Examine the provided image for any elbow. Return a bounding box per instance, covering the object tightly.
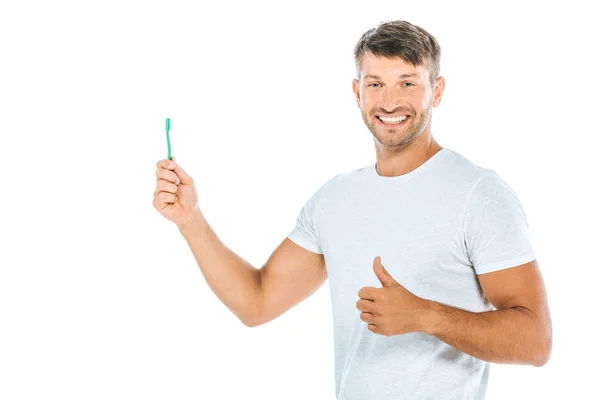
[241,275,265,328]
[533,353,550,367]
[532,337,553,367]
[241,317,262,328]
[529,309,553,367]
[534,347,552,367]
[242,278,265,328]
[240,309,264,328]
[537,321,553,366]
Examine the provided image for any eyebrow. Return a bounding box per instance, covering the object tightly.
[363,73,419,80]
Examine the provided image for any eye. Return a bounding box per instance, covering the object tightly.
[403,82,416,87]
[367,82,381,88]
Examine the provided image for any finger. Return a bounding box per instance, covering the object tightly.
[171,156,193,184]
[360,312,375,324]
[156,168,180,185]
[157,191,177,204]
[156,159,176,170]
[367,324,380,334]
[357,286,378,301]
[356,299,377,313]
[155,180,178,195]
[153,192,177,210]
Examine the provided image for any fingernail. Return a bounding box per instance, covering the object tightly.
[169,162,174,168]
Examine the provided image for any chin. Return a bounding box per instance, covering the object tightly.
[375,128,420,148]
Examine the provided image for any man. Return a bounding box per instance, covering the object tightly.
[153,20,552,400]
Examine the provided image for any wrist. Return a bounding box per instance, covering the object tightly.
[420,299,443,335]
[176,208,205,231]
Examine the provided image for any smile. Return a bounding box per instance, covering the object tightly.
[376,115,410,126]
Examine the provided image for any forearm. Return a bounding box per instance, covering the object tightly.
[177,209,261,326]
[423,301,550,366]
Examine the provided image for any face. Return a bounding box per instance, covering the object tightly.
[352,52,444,149]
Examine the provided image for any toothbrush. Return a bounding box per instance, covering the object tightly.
[165,118,172,161]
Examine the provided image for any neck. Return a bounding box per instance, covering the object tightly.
[374,134,443,178]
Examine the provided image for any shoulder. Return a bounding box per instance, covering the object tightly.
[317,148,512,197]
[440,148,520,198]
[442,148,493,183]
[317,163,372,194]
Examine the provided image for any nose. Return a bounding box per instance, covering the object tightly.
[380,86,401,113]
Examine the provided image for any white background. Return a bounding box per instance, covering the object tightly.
[1,0,598,399]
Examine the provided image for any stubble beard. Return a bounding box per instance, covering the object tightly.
[362,105,432,149]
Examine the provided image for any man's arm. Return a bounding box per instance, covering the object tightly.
[177,209,262,326]
[423,260,552,366]
[253,237,327,326]
[178,210,327,327]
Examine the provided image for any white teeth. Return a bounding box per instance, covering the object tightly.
[379,115,408,124]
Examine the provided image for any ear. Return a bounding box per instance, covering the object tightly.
[352,78,361,108]
[432,76,445,107]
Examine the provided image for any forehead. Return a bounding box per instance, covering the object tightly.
[360,52,429,80]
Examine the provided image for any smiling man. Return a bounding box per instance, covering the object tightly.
[287,20,552,399]
[154,19,552,400]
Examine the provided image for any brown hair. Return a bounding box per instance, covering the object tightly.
[353,20,441,88]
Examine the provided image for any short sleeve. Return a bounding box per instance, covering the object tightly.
[462,171,536,274]
[287,184,327,255]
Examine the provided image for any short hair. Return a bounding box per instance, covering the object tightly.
[353,20,441,88]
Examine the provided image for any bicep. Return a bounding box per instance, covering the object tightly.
[254,237,327,326]
[477,260,550,316]
[477,260,553,356]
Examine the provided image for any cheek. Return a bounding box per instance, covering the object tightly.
[416,91,432,107]
[362,94,379,111]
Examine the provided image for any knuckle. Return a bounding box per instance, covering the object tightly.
[158,180,175,193]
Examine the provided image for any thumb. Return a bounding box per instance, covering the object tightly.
[171,156,194,184]
[373,256,399,287]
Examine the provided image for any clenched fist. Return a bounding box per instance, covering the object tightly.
[153,156,201,227]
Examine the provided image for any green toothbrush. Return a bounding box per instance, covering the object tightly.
[165,118,172,161]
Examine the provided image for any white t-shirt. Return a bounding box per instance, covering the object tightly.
[287,147,536,400]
